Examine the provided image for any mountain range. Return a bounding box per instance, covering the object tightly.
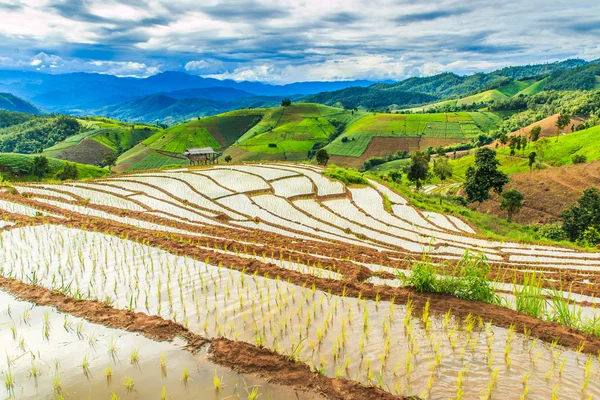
[0,70,377,114]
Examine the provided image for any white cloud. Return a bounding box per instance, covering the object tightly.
[0,0,599,81]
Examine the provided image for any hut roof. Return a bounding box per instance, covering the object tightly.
[183,147,216,155]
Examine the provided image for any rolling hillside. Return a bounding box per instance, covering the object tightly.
[97,93,286,124]
[0,93,41,114]
[0,152,108,182]
[304,59,599,111]
[323,111,502,168]
[114,108,267,172]
[42,118,159,165]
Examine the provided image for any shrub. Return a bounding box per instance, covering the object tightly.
[341,137,349,143]
[571,154,587,164]
[409,262,437,293]
[578,226,600,247]
[54,163,79,181]
[537,223,567,241]
[268,143,277,148]
[323,167,368,185]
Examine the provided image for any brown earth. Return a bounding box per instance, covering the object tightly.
[474,159,600,224]
[331,137,466,169]
[0,275,405,400]
[56,137,114,165]
[509,114,586,139]
[3,206,600,357]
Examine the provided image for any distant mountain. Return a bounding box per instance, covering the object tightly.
[97,93,287,124]
[164,87,255,101]
[0,69,377,114]
[302,58,600,109]
[0,93,41,114]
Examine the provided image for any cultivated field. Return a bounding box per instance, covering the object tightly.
[2,163,600,398]
[325,112,497,159]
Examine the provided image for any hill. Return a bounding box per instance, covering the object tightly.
[0,69,376,114]
[303,59,600,111]
[0,152,109,182]
[0,93,41,114]
[97,93,286,124]
[42,118,159,166]
[115,108,267,172]
[0,115,81,153]
[475,159,600,224]
[323,111,502,168]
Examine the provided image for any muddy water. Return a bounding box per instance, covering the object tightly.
[0,291,320,400]
[2,225,600,398]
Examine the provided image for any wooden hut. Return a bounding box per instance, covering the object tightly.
[183,147,219,165]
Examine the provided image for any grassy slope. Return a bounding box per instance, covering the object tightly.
[324,112,493,157]
[43,118,158,162]
[0,153,109,182]
[364,171,581,248]
[117,108,268,172]
[450,124,600,180]
[235,104,358,154]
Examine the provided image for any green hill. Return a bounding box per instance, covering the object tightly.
[0,153,109,182]
[43,118,159,166]
[0,93,41,114]
[115,108,267,171]
[448,124,600,181]
[323,111,501,159]
[0,115,81,154]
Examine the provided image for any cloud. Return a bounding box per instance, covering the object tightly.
[393,7,471,24]
[0,0,599,82]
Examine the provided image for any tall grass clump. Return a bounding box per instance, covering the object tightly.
[514,272,546,318]
[405,253,496,303]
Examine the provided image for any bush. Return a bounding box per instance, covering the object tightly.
[537,222,567,241]
[323,167,368,185]
[341,137,349,143]
[54,163,79,181]
[268,143,277,148]
[406,253,496,303]
[571,154,587,164]
[578,226,600,247]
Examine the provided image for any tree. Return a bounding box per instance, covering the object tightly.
[561,188,600,242]
[528,151,537,171]
[530,126,542,142]
[500,189,524,222]
[533,138,550,167]
[54,163,79,181]
[388,170,402,184]
[316,149,330,166]
[463,148,509,203]
[499,134,508,147]
[103,152,118,168]
[281,98,292,107]
[405,151,430,190]
[433,156,453,181]
[224,155,232,163]
[31,155,49,181]
[555,112,571,142]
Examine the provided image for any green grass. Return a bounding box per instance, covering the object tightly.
[234,103,360,156]
[0,153,109,182]
[129,152,189,171]
[516,78,547,96]
[457,89,508,106]
[366,158,410,172]
[496,80,536,97]
[449,153,532,181]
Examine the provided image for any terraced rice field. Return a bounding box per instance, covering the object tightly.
[325,112,495,158]
[2,163,600,399]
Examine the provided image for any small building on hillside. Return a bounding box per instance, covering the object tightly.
[183,147,220,165]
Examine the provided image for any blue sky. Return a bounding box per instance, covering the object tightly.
[0,0,599,83]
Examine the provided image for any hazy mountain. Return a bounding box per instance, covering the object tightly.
[0,70,377,113]
[0,92,41,114]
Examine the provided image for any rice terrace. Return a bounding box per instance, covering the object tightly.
[2,0,600,399]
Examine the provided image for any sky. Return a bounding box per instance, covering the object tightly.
[0,0,599,84]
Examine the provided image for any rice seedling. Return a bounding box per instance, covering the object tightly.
[213,370,224,391]
[124,376,135,393]
[130,348,140,365]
